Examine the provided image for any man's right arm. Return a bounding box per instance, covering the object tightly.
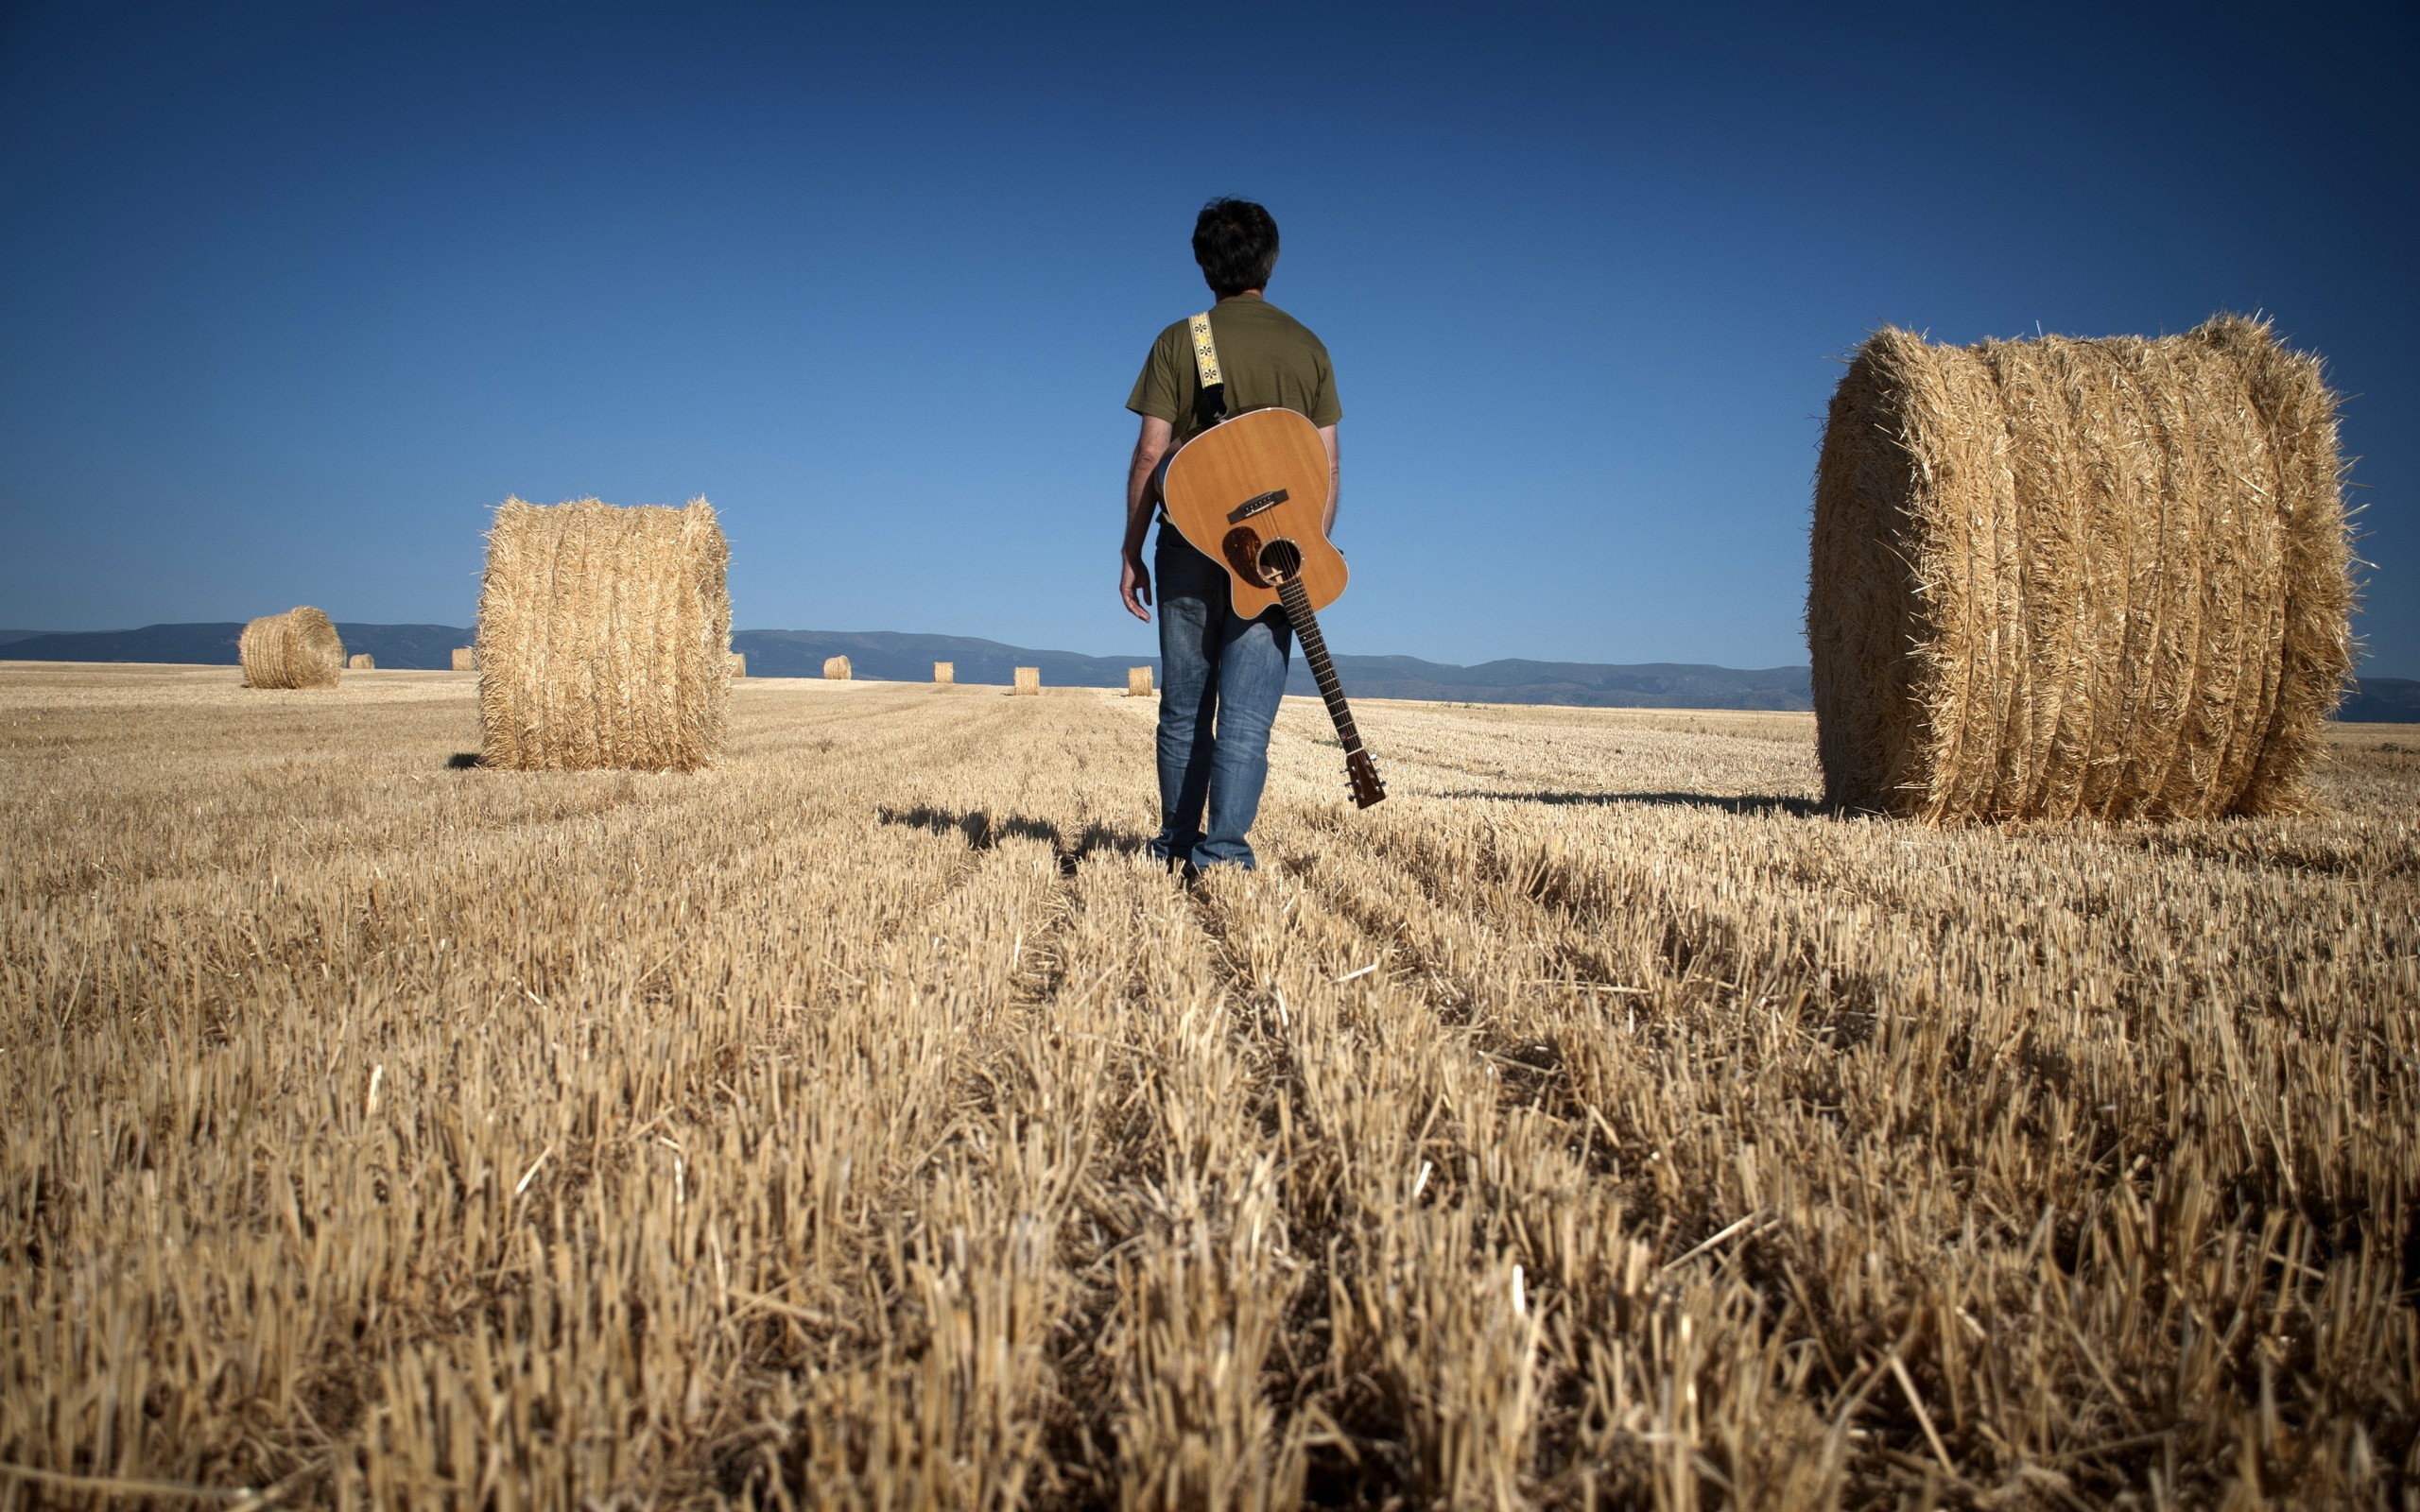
[1120,414,1174,623]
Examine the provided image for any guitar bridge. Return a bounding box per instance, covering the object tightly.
[1227,489,1288,524]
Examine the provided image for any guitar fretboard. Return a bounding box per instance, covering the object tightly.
[1275,575,1365,756]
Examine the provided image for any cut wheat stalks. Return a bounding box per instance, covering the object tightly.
[475,495,730,773]
[238,608,343,690]
[1808,315,2354,822]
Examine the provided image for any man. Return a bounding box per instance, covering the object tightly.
[1120,198,1341,873]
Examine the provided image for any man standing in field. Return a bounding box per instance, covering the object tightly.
[1120,198,1342,874]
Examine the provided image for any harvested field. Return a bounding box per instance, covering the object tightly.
[2,662,2414,1509]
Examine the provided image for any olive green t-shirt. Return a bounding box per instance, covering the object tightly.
[1125,292,1341,449]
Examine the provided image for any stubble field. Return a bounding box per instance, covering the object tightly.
[3,662,2415,1510]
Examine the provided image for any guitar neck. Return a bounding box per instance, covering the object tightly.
[1274,576,1366,755]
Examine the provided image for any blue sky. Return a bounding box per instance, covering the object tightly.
[3,1,2412,674]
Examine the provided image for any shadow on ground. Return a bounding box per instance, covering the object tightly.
[877,805,1151,873]
[1441,789,1832,817]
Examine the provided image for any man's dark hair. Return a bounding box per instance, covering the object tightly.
[1192,198,1279,299]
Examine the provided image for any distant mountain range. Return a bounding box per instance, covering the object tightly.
[0,623,473,669]
[8,623,2417,721]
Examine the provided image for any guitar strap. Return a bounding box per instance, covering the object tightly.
[1187,311,1229,430]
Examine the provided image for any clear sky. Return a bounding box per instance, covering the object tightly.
[3,1,2412,674]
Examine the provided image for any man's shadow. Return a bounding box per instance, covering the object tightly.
[1442,789,1833,818]
[876,806,1151,873]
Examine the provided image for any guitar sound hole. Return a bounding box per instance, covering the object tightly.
[1257,538,1303,584]
[1221,527,1269,588]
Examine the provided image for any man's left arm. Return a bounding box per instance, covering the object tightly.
[1121,415,1174,622]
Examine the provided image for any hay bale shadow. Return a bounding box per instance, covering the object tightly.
[446,752,485,770]
[1444,789,1833,818]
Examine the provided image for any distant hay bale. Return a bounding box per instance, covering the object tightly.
[452,647,477,672]
[475,496,730,773]
[729,651,747,678]
[933,662,954,684]
[823,656,852,680]
[1128,666,1153,696]
[1014,666,1040,696]
[348,653,375,671]
[1808,315,2354,822]
[239,607,344,690]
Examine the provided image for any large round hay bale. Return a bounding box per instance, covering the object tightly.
[239,607,344,689]
[823,656,852,680]
[1013,666,1041,696]
[475,496,730,773]
[1808,316,2353,822]
[1128,666,1153,696]
[729,651,747,678]
[933,662,954,684]
[452,647,477,672]
[348,653,374,670]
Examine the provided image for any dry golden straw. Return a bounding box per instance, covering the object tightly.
[474,496,730,773]
[1014,666,1040,696]
[933,662,954,685]
[1808,315,2354,822]
[347,653,374,671]
[728,651,747,679]
[452,647,477,672]
[824,656,852,680]
[237,607,343,690]
[5,668,2411,1508]
[1128,666,1153,697]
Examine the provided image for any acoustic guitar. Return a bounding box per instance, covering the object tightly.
[1161,405,1387,809]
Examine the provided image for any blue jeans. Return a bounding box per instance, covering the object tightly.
[1152,524,1293,870]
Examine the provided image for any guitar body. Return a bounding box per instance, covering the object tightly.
[1162,407,1347,620]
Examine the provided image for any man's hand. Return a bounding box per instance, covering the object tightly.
[1120,551,1153,623]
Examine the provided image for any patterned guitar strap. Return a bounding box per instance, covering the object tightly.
[1188,310,1228,431]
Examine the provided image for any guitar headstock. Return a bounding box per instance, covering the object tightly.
[1346,749,1387,809]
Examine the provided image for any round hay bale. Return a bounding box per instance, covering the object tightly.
[239,607,344,690]
[729,651,747,678]
[1808,315,2353,822]
[933,662,954,684]
[1013,666,1041,696]
[452,647,478,672]
[823,656,852,680]
[1128,665,1153,696]
[475,496,730,773]
[348,653,375,670]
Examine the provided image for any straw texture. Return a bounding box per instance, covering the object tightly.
[1014,667,1040,696]
[933,662,954,685]
[348,653,375,671]
[1128,666,1153,697]
[238,607,344,690]
[475,496,731,773]
[1808,316,2354,822]
[823,656,852,681]
[452,648,477,672]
